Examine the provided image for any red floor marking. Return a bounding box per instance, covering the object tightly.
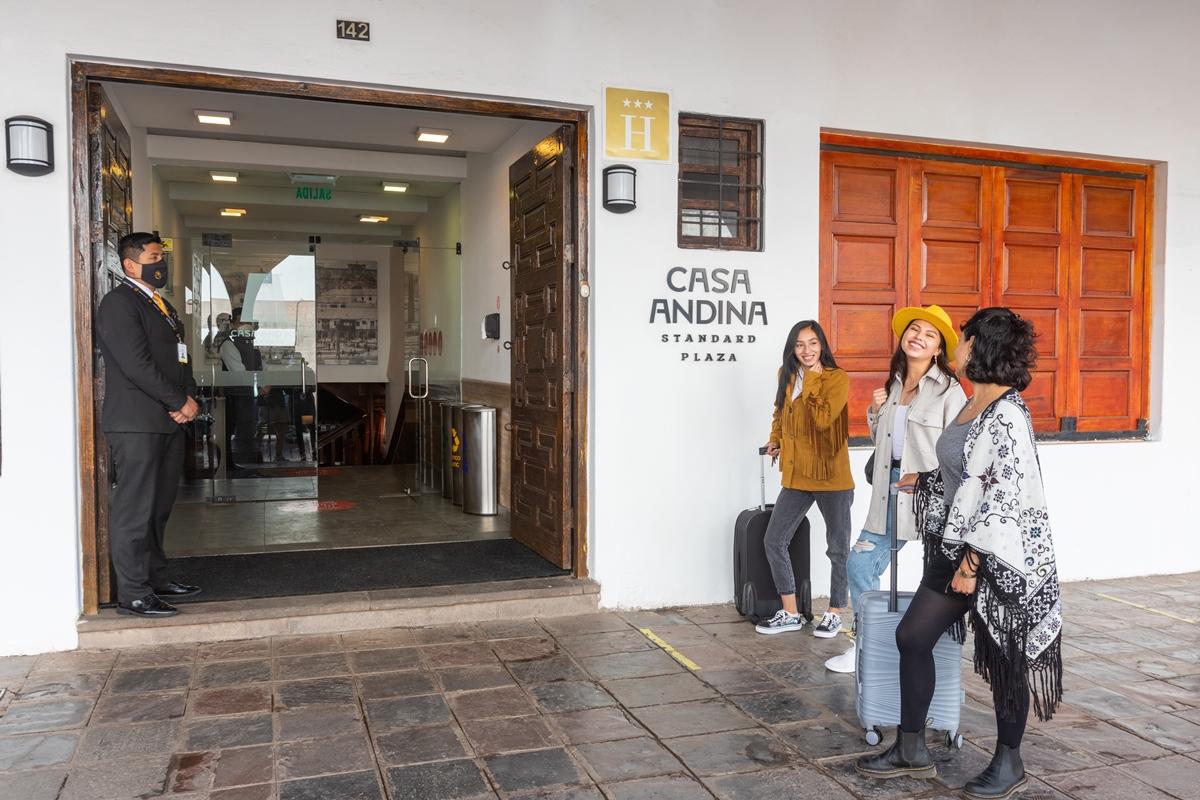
[275,499,357,514]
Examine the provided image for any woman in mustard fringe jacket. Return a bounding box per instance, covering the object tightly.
[759,320,854,638]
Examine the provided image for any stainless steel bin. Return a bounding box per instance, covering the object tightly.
[442,401,467,500]
[461,405,498,516]
[429,400,446,494]
[450,403,469,506]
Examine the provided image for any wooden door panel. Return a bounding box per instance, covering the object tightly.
[1069,175,1144,431]
[908,161,990,314]
[821,152,908,437]
[88,83,133,605]
[509,126,574,568]
[832,164,900,223]
[992,169,1069,431]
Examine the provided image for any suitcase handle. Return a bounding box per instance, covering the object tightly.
[757,446,771,510]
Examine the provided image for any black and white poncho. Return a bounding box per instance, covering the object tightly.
[915,390,1064,722]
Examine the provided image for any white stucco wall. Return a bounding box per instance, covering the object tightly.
[1,0,1197,655]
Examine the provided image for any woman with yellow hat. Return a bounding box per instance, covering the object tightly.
[824,305,966,673]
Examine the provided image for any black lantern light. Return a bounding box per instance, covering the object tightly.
[602,163,636,213]
[5,116,54,176]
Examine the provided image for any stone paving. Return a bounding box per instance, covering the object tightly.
[0,572,1198,799]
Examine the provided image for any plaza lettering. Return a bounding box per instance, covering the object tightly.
[649,267,767,364]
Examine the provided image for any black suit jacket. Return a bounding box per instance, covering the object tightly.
[96,282,197,434]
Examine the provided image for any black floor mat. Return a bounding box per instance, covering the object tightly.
[165,539,569,602]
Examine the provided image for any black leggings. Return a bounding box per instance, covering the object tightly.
[896,585,1029,748]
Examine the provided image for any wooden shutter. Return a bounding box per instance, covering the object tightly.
[820,138,1151,438]
[906,160,992,387]
[819,152,907,437]
[993,169,1071,431]
[1067,175,1145,432]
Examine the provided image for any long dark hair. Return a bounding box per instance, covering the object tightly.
[883,320,958,398]
[775,320,838,410]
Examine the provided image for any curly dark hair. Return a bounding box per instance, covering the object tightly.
[961,307,1037,390]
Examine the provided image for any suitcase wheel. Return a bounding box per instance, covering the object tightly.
[864,727,883,746]
[947,731,963,750]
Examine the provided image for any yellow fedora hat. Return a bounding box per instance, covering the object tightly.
[892,304,959,360]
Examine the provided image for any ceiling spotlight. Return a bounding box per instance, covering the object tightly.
[220,208,246,217]
[416,128,451,144]
[194,110,233,126]
[210,171,239,183]
[359,214,389,223]
[382,182,409,193]
[289,172,337,186]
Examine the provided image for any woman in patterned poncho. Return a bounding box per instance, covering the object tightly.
[856,308,1063,800]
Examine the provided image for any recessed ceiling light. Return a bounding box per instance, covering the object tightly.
[220,208,246,217]
[382,182,409,193]
[416,128,451,144]
[359,214,389,223]
[289,172,337,186]
[210,171,239,183]
[195,110,233,126]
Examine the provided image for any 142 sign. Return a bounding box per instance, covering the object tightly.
[336,20,370,41]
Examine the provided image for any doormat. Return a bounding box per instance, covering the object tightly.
[165,539,569,602]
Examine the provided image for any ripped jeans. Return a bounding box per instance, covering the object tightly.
[847,466,907,623]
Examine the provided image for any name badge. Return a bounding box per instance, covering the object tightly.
[177,343,189,364]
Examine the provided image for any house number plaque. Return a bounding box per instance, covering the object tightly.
[336,20,371,41]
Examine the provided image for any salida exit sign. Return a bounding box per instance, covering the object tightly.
[295,186,333,201]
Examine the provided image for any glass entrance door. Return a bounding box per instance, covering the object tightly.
[188,237,318,503]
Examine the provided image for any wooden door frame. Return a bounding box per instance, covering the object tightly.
[69,60,592,615]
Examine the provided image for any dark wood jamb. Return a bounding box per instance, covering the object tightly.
[69,60,592,613]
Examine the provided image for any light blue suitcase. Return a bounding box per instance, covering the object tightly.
[854,491,964,748]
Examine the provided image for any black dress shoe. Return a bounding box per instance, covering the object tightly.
[855,728,937,779]
[117,594,179,618]
[154,582,202,598]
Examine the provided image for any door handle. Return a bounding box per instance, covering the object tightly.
[407,357,429,399]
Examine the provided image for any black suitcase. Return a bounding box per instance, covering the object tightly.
[733,447,812,623]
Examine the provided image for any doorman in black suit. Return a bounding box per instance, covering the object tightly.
[96,232,203,617]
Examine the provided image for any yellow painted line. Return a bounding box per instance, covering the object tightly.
[1097,593,1197,624]
[639,628,701,671]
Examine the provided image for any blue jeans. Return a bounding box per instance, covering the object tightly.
[847,466,907,619]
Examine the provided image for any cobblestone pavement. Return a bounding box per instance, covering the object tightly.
[1,573,1197,799]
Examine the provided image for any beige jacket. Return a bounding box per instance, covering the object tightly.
[863,364,966,541]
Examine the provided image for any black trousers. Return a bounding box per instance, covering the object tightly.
[896,585,1030,747]
[108,430,184,604]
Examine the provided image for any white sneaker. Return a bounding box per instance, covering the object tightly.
[825,643,856,673]
[812,611,843,638]
[755,609,805,635]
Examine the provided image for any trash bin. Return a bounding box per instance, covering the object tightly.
[451,400,468,506]
[461,405,498,516]
[420,399,433,486]
[429,400,445,494]
[442,401,467,500]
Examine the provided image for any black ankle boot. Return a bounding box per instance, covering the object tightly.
[964,743,1026,799]
[855,728,937,779]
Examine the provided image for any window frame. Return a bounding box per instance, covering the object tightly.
[677,113,764,251]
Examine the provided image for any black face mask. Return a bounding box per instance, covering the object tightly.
[138,257,168,289]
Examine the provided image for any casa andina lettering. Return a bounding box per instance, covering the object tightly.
[649,267,765,363]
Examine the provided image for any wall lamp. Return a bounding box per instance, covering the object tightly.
[602,164,636,213]
[5,116,54,176]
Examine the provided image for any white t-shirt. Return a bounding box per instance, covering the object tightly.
[791,372,804,401]
[892,404,909,461]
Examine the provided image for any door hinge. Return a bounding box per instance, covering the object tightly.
[455,242,462,255]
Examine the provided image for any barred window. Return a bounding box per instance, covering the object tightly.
[678,114,763,250]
